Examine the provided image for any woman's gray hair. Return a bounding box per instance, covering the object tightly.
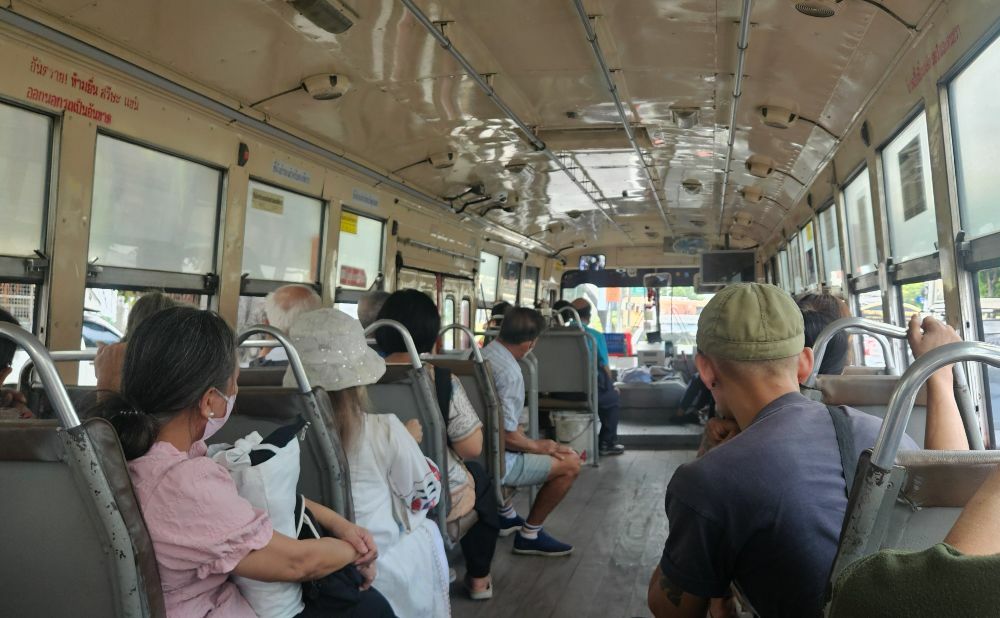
[125,292,181,340]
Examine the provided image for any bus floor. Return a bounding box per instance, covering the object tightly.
[449,449,695,618]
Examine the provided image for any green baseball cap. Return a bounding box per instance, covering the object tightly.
[696,283,804,361]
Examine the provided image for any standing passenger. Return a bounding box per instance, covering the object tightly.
[481,307,581,556]
[288,308,451,617]
[570,298,625,456]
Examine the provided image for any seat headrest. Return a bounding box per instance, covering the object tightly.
[816,374,928,407]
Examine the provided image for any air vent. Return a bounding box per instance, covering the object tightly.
[793,0,841,18]
[681,178,703,194]
[741,185,764,204]
[671,107,700,129]
[745,155,776,178]
[759,105,798,129]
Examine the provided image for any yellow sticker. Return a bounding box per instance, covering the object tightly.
[251,188,284,214]
[805,223,814,242]
[340,212,358,234]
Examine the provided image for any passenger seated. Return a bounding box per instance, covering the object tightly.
[287,308,451,617]
[254,284,322,367]
[488,301,512,330]
[357,290,390,329]
[829,466,1000,616]
[125,291,180,341]
[647,283,918,618]
[0,308,31,419]
[95,291,182,394]
[375,289,500,600]
[94,306,393,617]
[481,307,581,557]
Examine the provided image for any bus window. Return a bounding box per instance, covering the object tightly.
[897,278,944,363]
[243,181,323,284]
[0,102,51,384]
[974,267,1000,445]
[335,211,384,292]
[522,266,540,307]
[90,135,220,273]
[856,288,886,368]
[789,234,804,293]
[500,260,522,304]
[843,169,877,276]
[950,34,1000,240]
[476,253,501,332]
[801,221,819,289]
[460,297,471,347]
[442,295,456,351]
[778,249,790,291]
[818,204,844,288]
[883,113,937,263]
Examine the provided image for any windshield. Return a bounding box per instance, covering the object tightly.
[562,284,714,355]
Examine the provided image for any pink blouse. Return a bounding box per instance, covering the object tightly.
[128,440,273,618]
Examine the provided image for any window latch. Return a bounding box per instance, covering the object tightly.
[23,253,49,275]
[203,273,219,293]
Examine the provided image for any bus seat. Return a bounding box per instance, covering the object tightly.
[0,418,165,617]
[25,385,99,420]
[841,365,887,376]
[207,386,354,520]
[421,356,506,505]
[237,366,287,387]
[364,364,452,544]
[814,374,928,446]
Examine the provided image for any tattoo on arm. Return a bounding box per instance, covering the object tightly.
[659,572,685,607]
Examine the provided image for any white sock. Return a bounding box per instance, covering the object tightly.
[499,503,517,519]
[520,522,541,540]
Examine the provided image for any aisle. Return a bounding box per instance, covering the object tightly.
[450,450,695,618]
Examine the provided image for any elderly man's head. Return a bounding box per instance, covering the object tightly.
[497,307,547,359]
[694,283,813,418]
[570,298,593,324]
[357,290,390,329]
[264,284,322,332]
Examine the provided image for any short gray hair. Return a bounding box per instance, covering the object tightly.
[357,290,390,328]
[264,284,322,332]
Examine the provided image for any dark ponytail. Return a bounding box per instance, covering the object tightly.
[93,307,237,460]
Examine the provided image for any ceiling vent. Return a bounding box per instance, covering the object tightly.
[288,0,354,34]
[759,105,799,129]
[671,107,700,129]
[505,160,529,174]
[792,0,842,18]
[745,155,776,178]
[741,185,764,204]
[681,178,703,194]
[302,74,351,100]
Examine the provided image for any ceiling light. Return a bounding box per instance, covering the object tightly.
[288,0,354,34]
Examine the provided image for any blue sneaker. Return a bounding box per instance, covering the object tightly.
[512,530,573,556]
[498,514,524,537]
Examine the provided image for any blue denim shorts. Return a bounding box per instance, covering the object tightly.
[503,452,553,487]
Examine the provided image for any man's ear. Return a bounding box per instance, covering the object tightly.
[797,347,815,383]
[695,353,716,389]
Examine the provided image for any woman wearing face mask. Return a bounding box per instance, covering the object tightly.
[96,307,394,617]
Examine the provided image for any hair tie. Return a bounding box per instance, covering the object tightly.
[114,408,142,419]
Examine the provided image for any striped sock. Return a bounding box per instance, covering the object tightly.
[519,522,541,540]
[499,503,517,519]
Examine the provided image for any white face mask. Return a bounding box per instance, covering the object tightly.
[202,388,236,441]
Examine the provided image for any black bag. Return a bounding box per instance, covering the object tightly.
[295,495,366,608]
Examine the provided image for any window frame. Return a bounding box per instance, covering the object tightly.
[840,164,878,278]
[522,265,540,307]
[240,178,327,297]
[478,252,501,306]
[87,130,226,295]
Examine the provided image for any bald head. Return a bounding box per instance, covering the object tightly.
[265,284,322,332]
[571,298,592,323]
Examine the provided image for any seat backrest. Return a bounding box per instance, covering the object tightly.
[237,366,287,387]
[841,365,887,376]
[0,418,165,617]
[815,374,928,446]
[27,385,99,420]
[530,329,594,395]
[208,386,353,519]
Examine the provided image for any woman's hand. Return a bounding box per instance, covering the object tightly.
[404,418,423,444]
[94,342,127,392]
[358,562,377,591]
[339,522,378,566]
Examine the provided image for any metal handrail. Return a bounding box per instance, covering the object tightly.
[365,319,422,369]
[872,341,997,469]
[0,323,81,429]
[807,317,903,386]
[556,306,585,331]
[437,324,484,363]
[238,325,312,395]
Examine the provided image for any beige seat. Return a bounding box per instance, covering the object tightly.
[0,418,166,617]
[813,374,928,447]
[237,366,287,387]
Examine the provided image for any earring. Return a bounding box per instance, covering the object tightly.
[208,412,214,418]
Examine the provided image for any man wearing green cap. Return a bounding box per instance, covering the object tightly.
[647,283,917,618]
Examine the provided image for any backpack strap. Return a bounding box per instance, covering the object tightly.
[433,365,453,427]
[827,404,857,498]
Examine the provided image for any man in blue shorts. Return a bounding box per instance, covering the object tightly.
[481,307,582,557]
[647,283,917,618]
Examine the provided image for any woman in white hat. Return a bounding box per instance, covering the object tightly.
[286,308,450,618]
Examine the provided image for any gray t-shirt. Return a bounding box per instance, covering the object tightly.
[659,392,917,618]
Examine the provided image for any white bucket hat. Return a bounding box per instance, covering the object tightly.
[284,308,385,391]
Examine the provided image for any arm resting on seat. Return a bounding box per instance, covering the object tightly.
[234,531,358,582]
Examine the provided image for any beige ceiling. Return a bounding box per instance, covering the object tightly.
[21,0,938,251]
